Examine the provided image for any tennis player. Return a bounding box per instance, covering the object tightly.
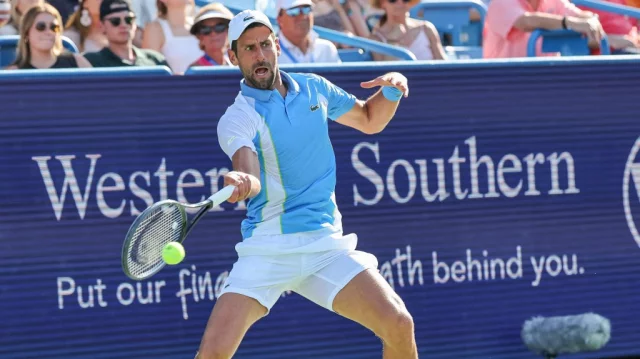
[196,9,417,359]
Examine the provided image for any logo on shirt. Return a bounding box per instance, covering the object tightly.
[310,104,320,111]
[227,136,237,146]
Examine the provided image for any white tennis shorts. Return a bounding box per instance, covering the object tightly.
[218,230,378,313]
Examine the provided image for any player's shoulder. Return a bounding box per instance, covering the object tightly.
[288,71,332,90]
[219,92,262,126]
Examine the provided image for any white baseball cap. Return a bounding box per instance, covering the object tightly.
[276,0,314,12]
[228,9,275,42]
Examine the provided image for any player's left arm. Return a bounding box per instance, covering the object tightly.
[335,72,409,134]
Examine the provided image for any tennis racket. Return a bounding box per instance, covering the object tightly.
[121,185,236,281]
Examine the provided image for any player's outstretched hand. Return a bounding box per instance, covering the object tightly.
[224,171,252,203]
[360,72,409,98]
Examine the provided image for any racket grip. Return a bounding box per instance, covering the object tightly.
[208,185,236,206]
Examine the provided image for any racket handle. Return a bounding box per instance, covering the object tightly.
[207,185,236,207]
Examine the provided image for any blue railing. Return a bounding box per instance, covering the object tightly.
[571,0,640,18]
[0,66,173,80]
[527,29,611,57]
[194,0,416,61]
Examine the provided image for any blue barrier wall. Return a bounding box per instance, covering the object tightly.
[2,58,640,359]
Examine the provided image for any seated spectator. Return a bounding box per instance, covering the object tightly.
[369,0,446,60]
[188,2,233,67]
[483,0,606,58]
[5,3,92,69]
[0,0,11,34]
[276,0,341,64]
[1,0,43,36]
[577,0,640,54]
[131,0,155,47]
[84,0,169,68]
[142,0,202,74]
[64,0,108,52]
[313,0,370,38]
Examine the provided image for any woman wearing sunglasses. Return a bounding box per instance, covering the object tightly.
[369,0,446,60]
[5,3,91,69]
[188,3,233,68]
[64,0,108,53]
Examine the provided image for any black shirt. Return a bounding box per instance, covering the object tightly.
[84,46,170,69]
[19,52,78,69]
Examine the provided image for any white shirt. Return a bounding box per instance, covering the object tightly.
[277,31,341,64]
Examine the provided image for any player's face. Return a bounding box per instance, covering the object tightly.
[230,25,280,90]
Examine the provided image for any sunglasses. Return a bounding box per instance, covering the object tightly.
[106,15,135,27]
[387,0,411,3]
[198,22,228,35]
[285,6,312,17]
[34,21,60,33]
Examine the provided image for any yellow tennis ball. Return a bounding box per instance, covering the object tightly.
[162,242,185,265]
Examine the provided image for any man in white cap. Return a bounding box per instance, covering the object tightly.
[195,9,417,359]
[276,0,341,64]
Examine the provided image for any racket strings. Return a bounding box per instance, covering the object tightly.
[126,204,184,279]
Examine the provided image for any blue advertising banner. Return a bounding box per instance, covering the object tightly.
[2,59,640,359]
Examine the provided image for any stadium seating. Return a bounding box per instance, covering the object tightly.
[337,48,373,62]
[527,29,611,56]
[0,35,78,68]
[365,0,487,59]
[409,0,487,47]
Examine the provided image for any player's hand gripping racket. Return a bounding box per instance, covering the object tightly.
[121,185,236,281]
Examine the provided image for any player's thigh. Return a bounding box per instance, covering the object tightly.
[332,268,411,337]
[197,292,267,357]
[293,249,378,312]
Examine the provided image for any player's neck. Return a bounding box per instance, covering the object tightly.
[274,72,287,98]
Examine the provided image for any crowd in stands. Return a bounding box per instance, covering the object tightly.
[0,0,639,72]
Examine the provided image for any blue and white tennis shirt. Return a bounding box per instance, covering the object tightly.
[217,71,357,239]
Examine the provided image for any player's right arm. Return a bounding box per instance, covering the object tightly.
[217,110,262,203]
[225,148,261,203]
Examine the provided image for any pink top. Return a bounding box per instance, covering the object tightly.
[483,0,582,58]
[579,0,637,36]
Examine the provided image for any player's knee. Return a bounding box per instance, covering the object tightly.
[378,300,415,345]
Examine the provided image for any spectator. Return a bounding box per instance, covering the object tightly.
[131,0,155,47]
[1,0,43,36]
[0,0,12,34]
[313,0,370,38]
[64,0,108,52]
[5,3,92,69]
[47,0,79,24]
[188,2,233,67]
[483,0,606,58]
[276,0,341,64]
[142,0,202,74]
[578,0,640,54]
[83,0,170,68]
[369,0,446,60]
